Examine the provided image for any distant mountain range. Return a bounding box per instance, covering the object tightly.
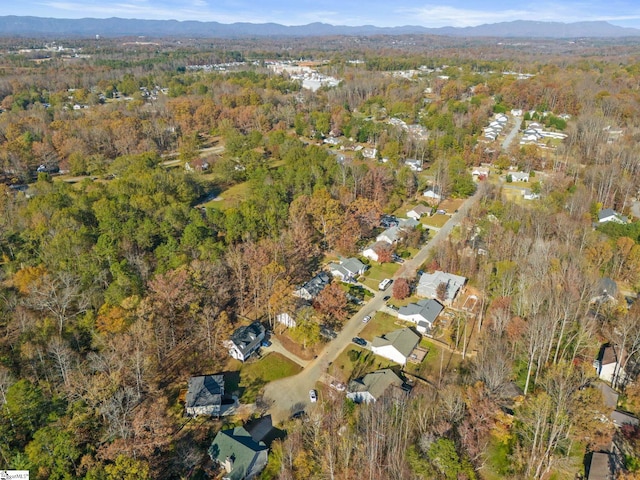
[0,16,639,38]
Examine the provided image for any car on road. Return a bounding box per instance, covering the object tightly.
[362,315,371,323]
[352,337,367,346]
[383,295,391,301]
[309,389,317,403]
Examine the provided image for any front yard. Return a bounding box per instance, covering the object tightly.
[329,345,397,382]
[228,353,303,403]
[361,262,401,290]
[422,214,449,228]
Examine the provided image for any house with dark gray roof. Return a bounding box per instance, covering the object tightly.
[328,257,367,282]
[417,270,467,306]
[293,272,330,300]
[598,208,627,224]
[209,426,268,480]
[226,322,265,362]
[371,328,421,366]
[347,369,404,404]
[185,374,224,417]
[397,299,444,334]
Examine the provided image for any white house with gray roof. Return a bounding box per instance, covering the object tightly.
[371,328,421,366]
[346,369,404,404]
[225,322,265,362]
[293,272,330,300]
[417,271,467,306]
[328,257,367,282]
[598,208,627,224]
[376,218,419,244]
[397,299,444,334]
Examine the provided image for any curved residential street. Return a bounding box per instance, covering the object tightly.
[262,187,484,424]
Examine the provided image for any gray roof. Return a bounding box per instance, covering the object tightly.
[186,374,224,409]
[398,299,443,324]
[347,369,403,400]
[245,415,274,444]
[209,427,268,480]
[329,257,366,279]
[408,205,430,216]
[598,208,617,220]
[417,270,467,302]
[230,322,265,355]
[372,328,420,358]
[296,272,330,298]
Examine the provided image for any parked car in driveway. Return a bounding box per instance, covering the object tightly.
[309,389,317,403]
[352,337,367,346]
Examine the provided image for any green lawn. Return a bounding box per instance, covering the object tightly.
[202,181,250,210]
[360,312,407,341]
[422,214,449,228]
[330,345,397,382]
[361,262,401,290]
[235,353,302,403]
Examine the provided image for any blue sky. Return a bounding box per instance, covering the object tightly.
[4,0,640,28]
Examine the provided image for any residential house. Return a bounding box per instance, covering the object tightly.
[226,322,266,362]
[417,270,467,306]
[184,158,210,172]
[591,277,618,305]
[594,344,625,386]
[407,205,431,221]
[185,374,225,417]
[362,241,391,262]
[397,299,444,334]
[371,327,421,366]
[376,218,419,244]
[209,426,268,480]
[346,369,404,404]
[404,158,423,172]
[362,148,377,159]
[293,272,330,301]
[423,188,442,203]
[522,189,540,200]
[509,171,530,182]
[586,452,614,480]
[328,257,367,282]
[471,167,490,178]
[245,415,279,446]
[598,208,627,224]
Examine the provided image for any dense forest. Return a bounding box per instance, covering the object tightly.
[0,34,639,479]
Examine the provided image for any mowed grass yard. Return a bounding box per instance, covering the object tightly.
[361,262,401,290]
[330,344,397,382]
[422,213,450,228]
[228,353,302,403]
[202,181,250,210]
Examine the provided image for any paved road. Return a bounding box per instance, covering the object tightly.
[262,188,484,424]
[501,115,523,151]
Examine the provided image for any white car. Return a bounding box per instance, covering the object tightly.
[362,315,371,323]
[309,389,318,403]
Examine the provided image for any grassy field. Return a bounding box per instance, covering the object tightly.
[422,214,449,228]
[361,262,401,290]
[231,353,302,403]
[360,312,408,340]
[330,345,397,382]
[202,181,250,210]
